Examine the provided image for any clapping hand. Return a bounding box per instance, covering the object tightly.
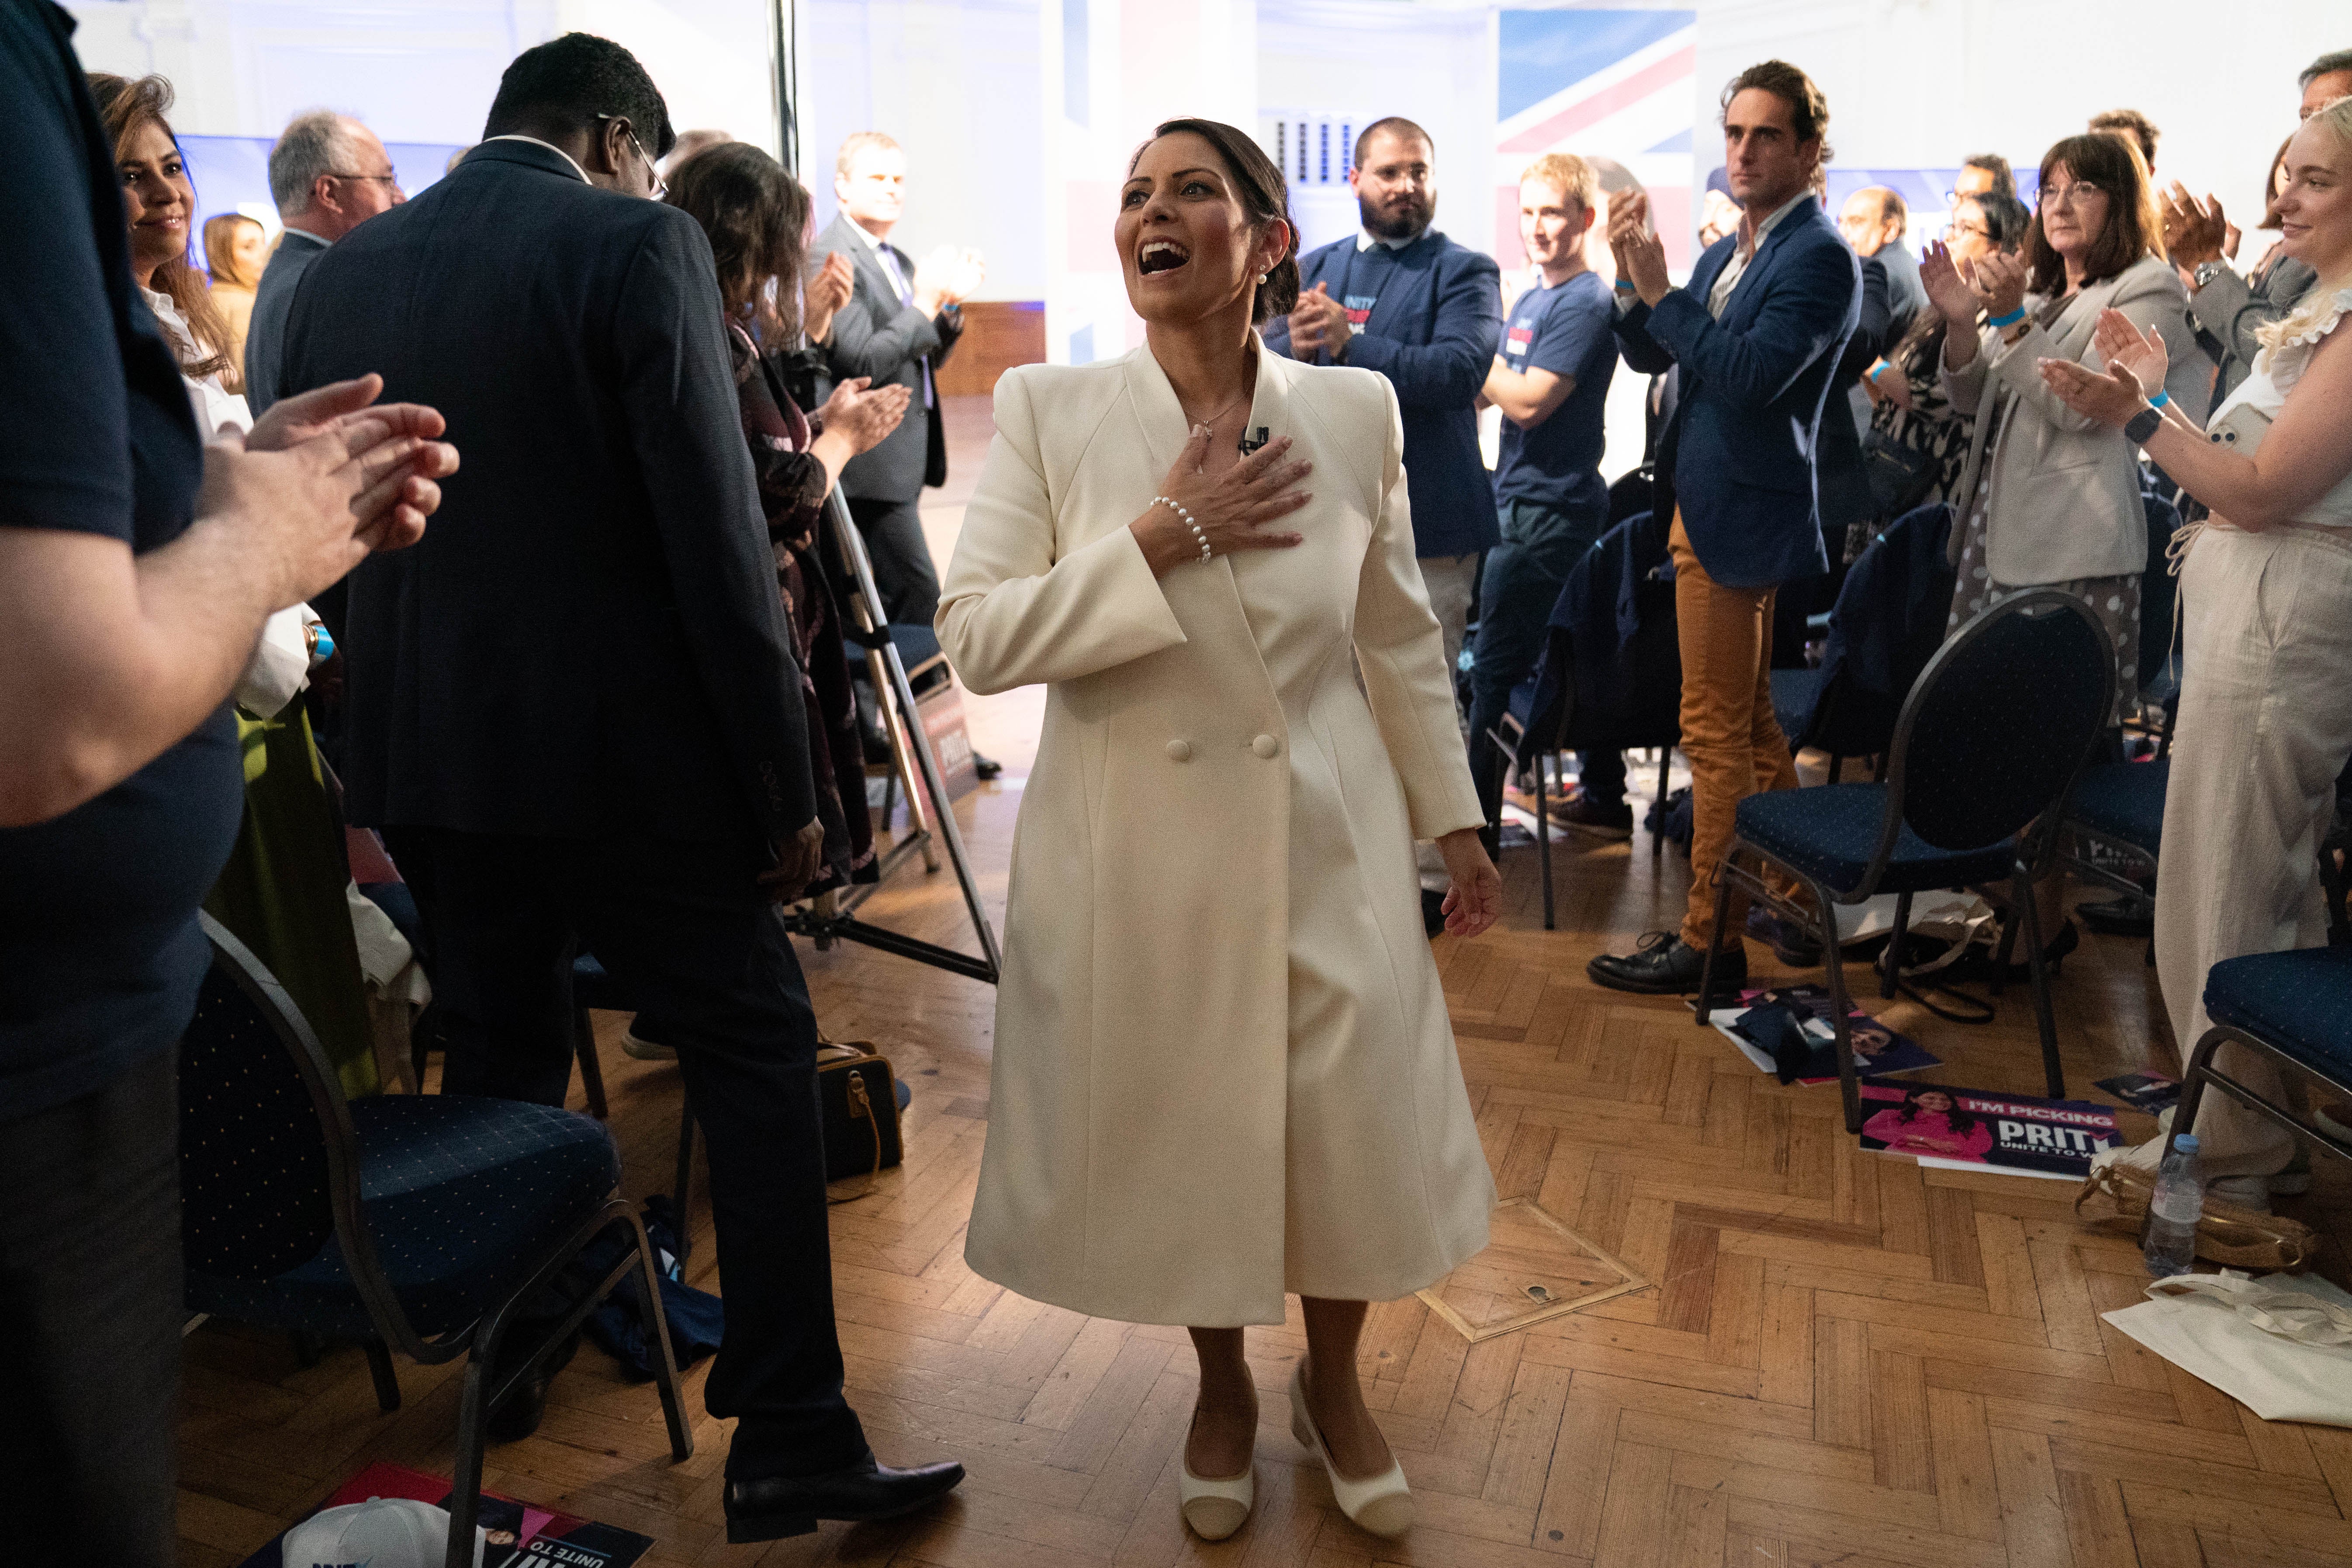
[804,250,854,343]
[1606,189,1670,306]
[912,245,986,313]
[1918,240,1985,327]
[2036,356,2146,431]
[1973,249,2029,324]
[1287,281,1352,361]
[946,247,987,305]
[2161,182,2229,271]
[816,375,913,456]
[2090,307,2166,394]
[242,374,458,555]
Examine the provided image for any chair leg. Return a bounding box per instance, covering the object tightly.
[573,1005,609,1120]
[672,1096,697,1270]
[1826,753,1843,785]
[1815,884,1866,1134]
[1537,751,1556,932]
[2169,1030,2225,1141]
[1653,749,1670,860]
[1696,848,1738,1028]
[444,1328,500,1568]
[626,1207,698,1462]
[2013,867,2066,1101]
[1879,890,1913,1001]
[1988,897,2021,1000]
[363,1337,402,1413]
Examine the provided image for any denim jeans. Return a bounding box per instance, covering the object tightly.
[1467,495,1621,826]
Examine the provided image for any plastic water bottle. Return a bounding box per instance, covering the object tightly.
[2144,1133,2203,1277]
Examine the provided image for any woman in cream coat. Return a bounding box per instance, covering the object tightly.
[937,118,1501,1543]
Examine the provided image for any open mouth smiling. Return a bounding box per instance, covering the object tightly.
[1138,238,1191,276]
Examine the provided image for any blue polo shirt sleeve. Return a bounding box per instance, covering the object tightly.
[0,22,132,539]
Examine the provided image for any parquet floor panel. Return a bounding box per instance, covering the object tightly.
[177,400,2352,1565]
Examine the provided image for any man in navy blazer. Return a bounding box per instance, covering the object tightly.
[1262,117,1501,689]
[1588,61,1861,996]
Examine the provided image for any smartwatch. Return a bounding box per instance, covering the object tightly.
[2192,260,2231,292]
[2124,406,2164,445]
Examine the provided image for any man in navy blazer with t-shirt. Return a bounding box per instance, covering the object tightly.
[1588,61,1861,997]
[1263,117,1501,691]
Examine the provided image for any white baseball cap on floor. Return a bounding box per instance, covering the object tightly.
[279,1496,486,1568]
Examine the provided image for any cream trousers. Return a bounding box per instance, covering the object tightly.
[2154,523,2352,1164]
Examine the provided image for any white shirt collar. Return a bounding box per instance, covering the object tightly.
[478,134,592,185]
[1356,227,1427,253]
[844,215,896,256]
[279,225,332,248]
[1744,190,1814,249]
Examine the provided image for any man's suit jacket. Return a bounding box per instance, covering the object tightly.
[241,227,328,418]
[808,212,964,502]
[278,138,816,845]
[1262,231,1502,559]
[1613,199,1862,588]
[1819,255,1895,541]
[2191,253,2317,412]
[1848,239,1927,431]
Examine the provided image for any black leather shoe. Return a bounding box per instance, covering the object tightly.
[2076,894,2153,938]
[1745,906,1823,967]
[2003,917,2079,980]
[1587,931,1746,996]
[725,1453,966,1543]
[973,753,1003,781]
[1557,789,1634,839]
[484,1328,580,1443]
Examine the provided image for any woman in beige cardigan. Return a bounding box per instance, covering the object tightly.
[1921,130,2194,958]
[937,118,1500,1543]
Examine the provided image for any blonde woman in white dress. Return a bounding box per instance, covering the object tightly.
[2050,98,2352,1204]
[937,117,1501,1542]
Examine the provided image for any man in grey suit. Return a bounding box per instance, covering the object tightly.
[1837,185,1926,429]
[808,131,981,626]
[2165,48,2349,408]
[242,108,403,416]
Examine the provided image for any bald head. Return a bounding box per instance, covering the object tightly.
[1837,185,1905,256]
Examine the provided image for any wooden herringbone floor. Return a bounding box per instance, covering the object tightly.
[176,400,2352,1568]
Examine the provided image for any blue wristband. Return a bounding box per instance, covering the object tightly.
[1986,306,2027,329]
[1614,278,1636,293]
[2148,390,2171,410]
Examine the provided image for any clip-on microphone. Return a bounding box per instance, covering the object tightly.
[1238,426,1271,456]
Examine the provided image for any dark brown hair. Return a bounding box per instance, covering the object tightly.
[1353,116,1432,169]
[2026,133,2162,297]
[1961,152,2015,199]
[89,73,233,379]
[2260,133,2294,231]
[1131,118,1300,326]
[664,140,810,343]
[1721,60,1833,164]
[2087,108,2159,169]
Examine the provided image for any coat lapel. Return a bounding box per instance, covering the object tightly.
[1720,207,1812,329]
[1358,234,1436,341]
[1122,336,1294,489]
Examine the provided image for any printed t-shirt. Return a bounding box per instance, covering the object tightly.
[1493,268,1616,516]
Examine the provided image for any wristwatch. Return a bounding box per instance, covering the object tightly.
[2124,406,2164,445]
[2192,259,2231,292]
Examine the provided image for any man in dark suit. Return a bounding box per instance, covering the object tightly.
[243,108,403,418]
[807,131,978,626]
[1590,60,1861,995]
[277,33,961,1540]
[1263,116,1503,689]
[1837,185,1925,433]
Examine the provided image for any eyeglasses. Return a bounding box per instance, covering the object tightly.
[2039,180,2107,209]
[595,114,666,199]
[329,171,402,190]
[1944,218,1989,240]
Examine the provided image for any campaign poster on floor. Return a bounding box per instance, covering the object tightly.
[239,1461,652,1568]
[1709,986,1941,1087]
[1857,1078,2120,1180]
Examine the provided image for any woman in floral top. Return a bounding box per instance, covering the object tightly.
[1847,190,2030,561]
[668,143,910,892]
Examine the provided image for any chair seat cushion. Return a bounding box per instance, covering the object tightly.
[188,1096,619,1340]
[571,951,634,1013]
[2067,758,2169,856]
[2203,946,2352,1083]
[1735,783,2017,896]
[1770,667,1822,751]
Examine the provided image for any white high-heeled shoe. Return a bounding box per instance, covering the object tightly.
[1178,1418,1255,1540]
[1289,1361,1413,1538]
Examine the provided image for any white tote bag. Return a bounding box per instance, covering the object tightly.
[2101,1270,2352,1426]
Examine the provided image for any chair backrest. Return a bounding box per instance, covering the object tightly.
[1882,591,2115,855]
[185,913,415,1344]
[1545,510,1681,751]
[1806,502,1957,757]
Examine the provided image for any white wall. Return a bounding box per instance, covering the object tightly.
[798,0,1045,301]
[64,0,779,156]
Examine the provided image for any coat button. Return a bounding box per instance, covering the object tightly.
[1251,734,1280,759]
[1166,740,1192,762]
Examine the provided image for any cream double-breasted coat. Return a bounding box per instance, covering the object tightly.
[936,339,1495,1328]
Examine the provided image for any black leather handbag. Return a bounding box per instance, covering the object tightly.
[817,1040,903,1199]
[1861,426,1940,519]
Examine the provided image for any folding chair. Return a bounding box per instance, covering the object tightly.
[2173,945,2352,1173]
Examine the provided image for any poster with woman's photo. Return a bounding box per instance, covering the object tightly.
[1709,986,1940,1086]
[1857,1078,2120,1180]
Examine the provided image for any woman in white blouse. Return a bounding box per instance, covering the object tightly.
[938,118,1501,1542]
[2048,98,2352,1205]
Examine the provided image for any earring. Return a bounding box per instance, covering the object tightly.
[1257,273,1268,285]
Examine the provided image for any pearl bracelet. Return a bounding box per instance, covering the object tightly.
[1154,495,1212,563]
